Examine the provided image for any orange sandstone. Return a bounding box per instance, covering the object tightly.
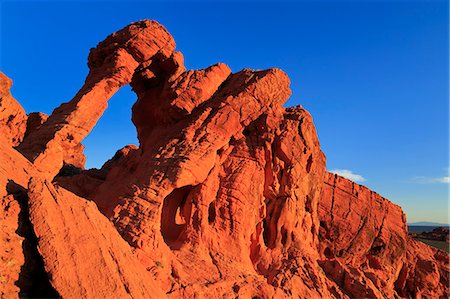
[0,20,447,299]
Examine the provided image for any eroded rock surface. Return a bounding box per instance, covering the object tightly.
[0,20,448,299]
[0,72,27,146]
[27,178,165,298]
[0,195,23,298]
[17,20,176,179]
[319,172,449,298]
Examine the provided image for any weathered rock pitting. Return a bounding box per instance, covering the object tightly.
[0,20,448,298]
[318,172,449,298]
[0,72,27,147]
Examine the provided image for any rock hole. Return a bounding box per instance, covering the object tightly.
[208,201,216,224]
[305,195,312,213]
[262,218,270,247]
[280,226,288,246]
[171,265,180,279]
[262,217,276,249]
[306,154,313,173]
[82,84,139,169]
[367,255,382,270]
[232,284,240,293]
[161,185,193,249]
[324,247,334,258]
[369,239,386,255]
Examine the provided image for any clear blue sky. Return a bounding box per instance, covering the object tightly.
[1,0,448,224]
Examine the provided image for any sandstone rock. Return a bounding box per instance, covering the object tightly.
[24,112,48,138]
[27,177,165,298]
[54,144,139,199]
[396,238,449,298]
[0,19,448,299]
[0,139,163,297]
[131,58,231,141]
[17,20,176,179]
[319,172,448,298]
[0,141,54,298]
[0,142,36,197]
[0,195,23,298]
[0,72,27,146]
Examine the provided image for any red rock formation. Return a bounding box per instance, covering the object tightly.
[17,20,176,179]
[398,238,449,298]
[0,141,51,298]
[319,172,449,298]
[54,145,138,199]
[0,195,23,298]
[318,172,408,298]
[0,142,37,197]
[0,20,448,299]
[27,178,165,298]
[0,72,27,146]
[24,112,48,138]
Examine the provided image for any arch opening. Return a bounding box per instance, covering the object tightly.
[160,185,194,249]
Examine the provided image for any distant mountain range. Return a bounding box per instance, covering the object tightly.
[408,221,450,226]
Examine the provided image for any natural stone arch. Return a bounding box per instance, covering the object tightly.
[17,20,176,180]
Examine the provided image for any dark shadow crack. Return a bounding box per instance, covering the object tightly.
[6,180,60,298]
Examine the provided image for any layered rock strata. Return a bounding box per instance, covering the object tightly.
[319,172,449,298]
[0,20,448,299]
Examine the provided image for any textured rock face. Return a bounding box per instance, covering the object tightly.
[27,178,165,298]
[0,72,27,146]
[0,195,24,298]
[0,20,448,299]
[318,172,449,298]
[401,238,449,298]
[318,172,408,298]
[17,20,175,179]
[0,134,164,297]
[0,142,53,298]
